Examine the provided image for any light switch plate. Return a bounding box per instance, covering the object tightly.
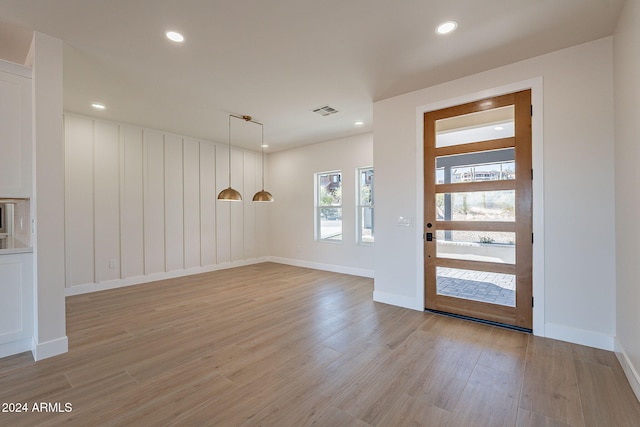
[397,216,413,227]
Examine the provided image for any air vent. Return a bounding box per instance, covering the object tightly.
[312,105,339,116]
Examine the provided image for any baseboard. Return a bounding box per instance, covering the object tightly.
[268,257,374,278]
[373,290,423,311]
[544,322,614,351]
[615,338,640,403]
[65,257,269,296]
[0,338,33,359]
[266,258,416,310]
[31,336,68,361]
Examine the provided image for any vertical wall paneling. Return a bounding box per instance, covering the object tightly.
[93,121,121,282]
[215,144,231,263]
[243,150,257,259]
[64,114,269,292]
[230,148,245,261]
[183,137,201,269]
[121,127,145,278]
[164,134,184,272]
[64,115,95,287]
[143,129,166,274]
[199,142,216,266]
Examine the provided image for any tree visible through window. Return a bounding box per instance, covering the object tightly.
[316,171,342,241]
[358,167,374,244]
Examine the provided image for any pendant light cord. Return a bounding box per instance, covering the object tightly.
[261,125,265,191]
[228,115,232,188]
[228,113,268,195]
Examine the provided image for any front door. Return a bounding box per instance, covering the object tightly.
[424,90,532,330]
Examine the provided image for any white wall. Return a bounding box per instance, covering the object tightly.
[31,32,68,360]
[374,37,616,349]
[613,0,640,400]
[64,113,269,294]
[268,133,374,277]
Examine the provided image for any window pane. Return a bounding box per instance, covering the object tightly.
[358,167,374,244]
[436,230,515,264]
[436,105,514,148]
[436,190,515,222]
[360,207,374,243]
[318,172,342,206]
[359,168,374,206]
[319,207,342,241]
[437,266,515,307]
[316,171,342,242]
[436,148,515,184]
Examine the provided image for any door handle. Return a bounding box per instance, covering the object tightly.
[425,232,433,242]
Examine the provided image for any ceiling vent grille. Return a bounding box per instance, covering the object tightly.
[312,105,339,116]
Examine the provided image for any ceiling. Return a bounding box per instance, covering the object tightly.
[0,0,625,151]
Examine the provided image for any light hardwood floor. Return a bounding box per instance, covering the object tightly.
[0,263,638,426]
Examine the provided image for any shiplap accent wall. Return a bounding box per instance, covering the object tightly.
[64,113,268,293]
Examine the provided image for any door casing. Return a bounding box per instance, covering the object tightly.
[414,78,544,334]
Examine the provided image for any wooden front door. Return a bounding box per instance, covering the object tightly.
[424,90,533,330]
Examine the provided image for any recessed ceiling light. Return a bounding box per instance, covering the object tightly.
[354,121,364,126]
[91,102,106,110]
[494,126,504,131]
[436,21,458,35]
[261,144,269,148]
[166,31,184,43]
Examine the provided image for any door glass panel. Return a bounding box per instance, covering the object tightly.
[437,266,515,307]
[436,148,515,184]
[436,190,515,222]
[436,105,514,148]
[436,231,515,264]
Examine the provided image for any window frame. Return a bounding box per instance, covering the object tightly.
[356,166,374,245]
[314,170,343,243]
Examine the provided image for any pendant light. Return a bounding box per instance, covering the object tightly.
[252,123,274,202]
[217,114,249,201]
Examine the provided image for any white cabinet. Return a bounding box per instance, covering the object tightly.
[0,61,32,198]
[0,253,33,357]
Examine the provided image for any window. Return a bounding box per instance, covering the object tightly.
[357,167,374,244]
[315,171,342,241]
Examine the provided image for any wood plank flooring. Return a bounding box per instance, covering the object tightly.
[0,263,638,426]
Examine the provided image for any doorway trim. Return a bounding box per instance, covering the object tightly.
[415,77,545,336]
